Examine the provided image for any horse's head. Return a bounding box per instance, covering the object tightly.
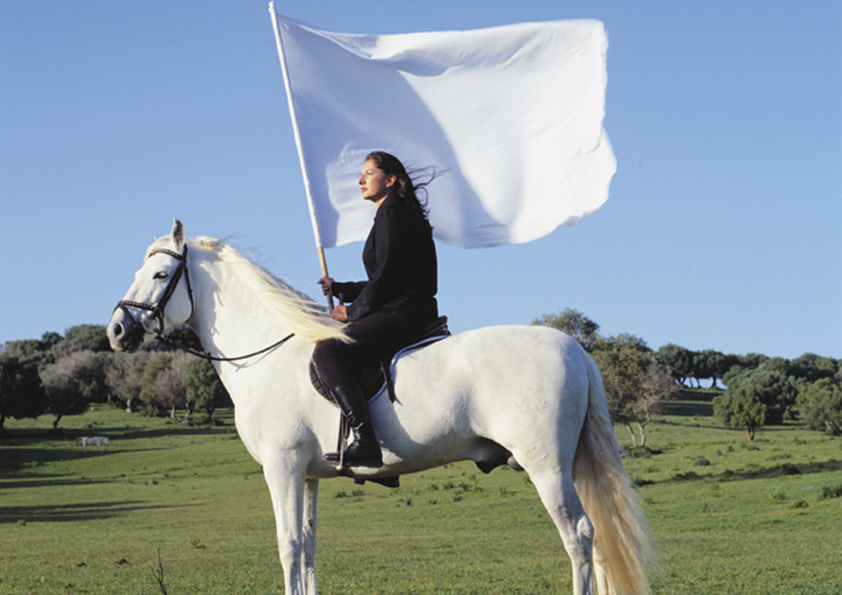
[107,219,195,353]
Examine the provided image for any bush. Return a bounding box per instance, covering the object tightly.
[819,482,842,500]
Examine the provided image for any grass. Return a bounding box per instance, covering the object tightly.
[1,394,841,594]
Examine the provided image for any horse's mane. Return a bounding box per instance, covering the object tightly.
[167,236,350,344]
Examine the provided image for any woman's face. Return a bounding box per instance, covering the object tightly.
[359,159,396,205]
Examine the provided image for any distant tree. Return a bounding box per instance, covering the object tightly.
[140,353,174,417]
[63,324,111,353]
[693,349,730,388]
[40,357,91,430]
[591,334,656,447]
[4,332,61,372]
[152,352,189,419]
[790,353,837,384]
[533,308,601,353]
[739,353,770,370]
[47,350,111,404]
[0,353,47,430]
[182,359,230,424]
[655,344,695,386]
[635,363,679,445]
[798,377,842,435]
[105,351,153,412]
[713,368,797,440]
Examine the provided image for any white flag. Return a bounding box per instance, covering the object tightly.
[269,4,615,249]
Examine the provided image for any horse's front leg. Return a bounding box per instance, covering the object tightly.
[302,478,319,595]
[263,457,310,595]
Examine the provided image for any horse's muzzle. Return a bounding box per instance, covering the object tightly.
[107,312,146,353]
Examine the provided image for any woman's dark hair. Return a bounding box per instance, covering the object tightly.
[365,151,439,231]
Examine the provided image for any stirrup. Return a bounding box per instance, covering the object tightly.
[324,445,383,469]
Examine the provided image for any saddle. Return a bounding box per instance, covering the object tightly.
[309,316,450,489]
[309,316,450,406]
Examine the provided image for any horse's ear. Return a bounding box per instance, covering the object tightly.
[172,219,185,250]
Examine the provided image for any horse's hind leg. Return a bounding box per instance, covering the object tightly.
[529,469,595,595]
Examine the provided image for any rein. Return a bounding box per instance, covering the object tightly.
[154,329,295,363]
[115,244,295,363]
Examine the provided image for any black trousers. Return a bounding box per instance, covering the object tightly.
[312,311,428,391]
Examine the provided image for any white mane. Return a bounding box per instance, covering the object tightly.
[185,237,350,344]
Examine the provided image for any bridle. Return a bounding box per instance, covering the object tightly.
[114,244,294,362]
[116,245,194,337]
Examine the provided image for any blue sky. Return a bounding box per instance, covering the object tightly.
[1,1,839,360]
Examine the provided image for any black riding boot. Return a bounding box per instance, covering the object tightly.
[323,379,383,468]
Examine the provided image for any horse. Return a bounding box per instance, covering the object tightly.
[106,219,656,595]
[76,436,110,452]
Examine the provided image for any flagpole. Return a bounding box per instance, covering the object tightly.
[269,2,335,309]
[317,246,336,310]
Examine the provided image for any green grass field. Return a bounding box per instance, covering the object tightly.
[2,391,841,595]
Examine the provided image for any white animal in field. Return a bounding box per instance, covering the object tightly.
[107,220,657,595]
[76,436,110,452]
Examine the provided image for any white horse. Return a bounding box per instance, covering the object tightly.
[107,220,656,595]
[76,436,110,452]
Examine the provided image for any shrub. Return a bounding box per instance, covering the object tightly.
[819,482,842,500]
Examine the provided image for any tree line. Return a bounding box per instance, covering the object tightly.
[3,313,840,442]
[0,324,230,431]
[534,309,841,442]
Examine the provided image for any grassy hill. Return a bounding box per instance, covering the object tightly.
[1,391,840,594]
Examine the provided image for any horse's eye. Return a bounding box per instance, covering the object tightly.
[154,271,169,280]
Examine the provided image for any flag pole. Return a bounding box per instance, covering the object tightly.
[317,246,336,310]
[269,2,335,309]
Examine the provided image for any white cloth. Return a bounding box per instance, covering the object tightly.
[270,5,615,249]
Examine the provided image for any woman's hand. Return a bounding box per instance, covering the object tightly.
[317,276,334,296]
[330,305,348,322]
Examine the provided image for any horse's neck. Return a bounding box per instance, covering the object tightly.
[188,251,294,361]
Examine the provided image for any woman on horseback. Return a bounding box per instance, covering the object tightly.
[314,151,439,468]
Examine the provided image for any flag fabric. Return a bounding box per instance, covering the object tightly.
[269,4,615,249]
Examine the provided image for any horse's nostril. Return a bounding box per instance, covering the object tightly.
[112,323,124,338]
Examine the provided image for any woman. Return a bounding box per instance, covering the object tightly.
[314,151,439,468]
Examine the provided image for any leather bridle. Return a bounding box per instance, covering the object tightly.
[113,243,294,362]
[115,245,194,337]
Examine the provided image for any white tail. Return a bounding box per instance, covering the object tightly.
[573,355,658,595]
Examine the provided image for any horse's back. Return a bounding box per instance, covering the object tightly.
[375,324,591,468]
[400,324,589,393]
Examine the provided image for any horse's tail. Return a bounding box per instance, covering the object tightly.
[572,352,657,595]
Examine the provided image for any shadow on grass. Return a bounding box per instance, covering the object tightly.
[660,401,714,417]
[0,444,178,473]
[665,459,842,484]
[0,500,196,524]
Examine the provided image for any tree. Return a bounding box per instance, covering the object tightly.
[152,352,189,419]
[182,359,230,424]
[693,349,729,388]
[140,353,174,417]
[790,353,837,384]
[0,353,47,430]
[55,350,111,404]
[591,334,657,447]
[533,308,601,352]
[655,344,694,386]
[105,351,153,412]
[636,363,678,445]
[4,332,61,373]
[798,377,842,435]
[713,368,797,440]
[63,324,111,353]
[40,356,91,430]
